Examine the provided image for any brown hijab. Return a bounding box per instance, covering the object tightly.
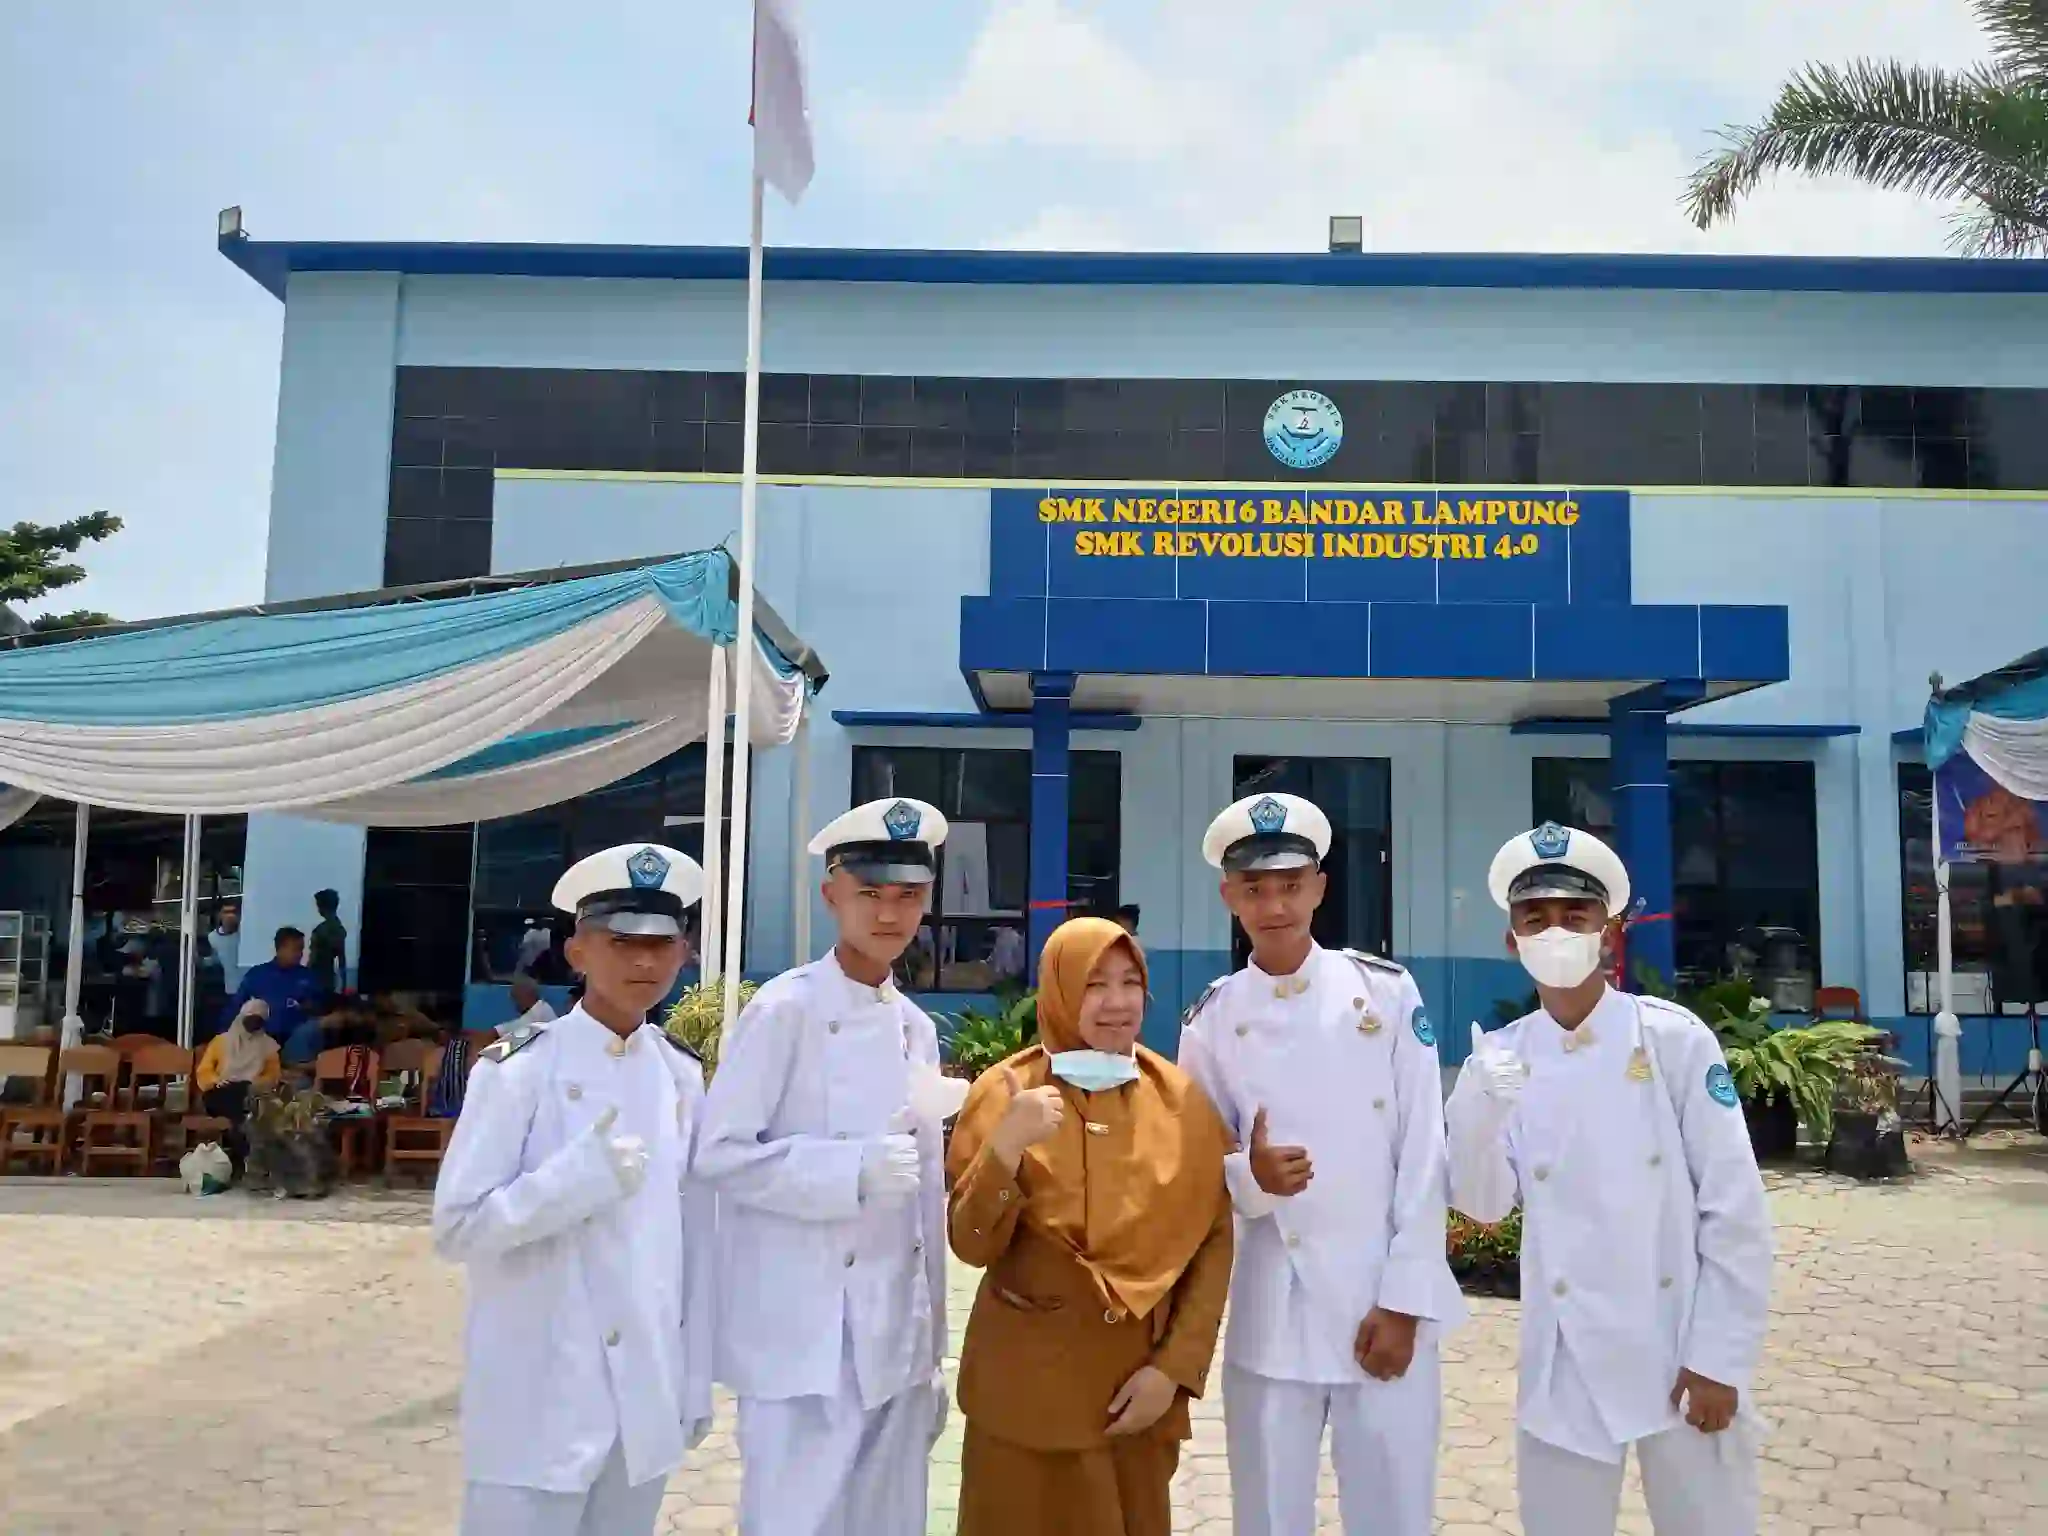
[947,916,1228,1320]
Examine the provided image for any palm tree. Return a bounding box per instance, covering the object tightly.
[1684,0,2048,256]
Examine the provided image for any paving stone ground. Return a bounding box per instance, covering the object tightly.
[0,1135,2042,1534]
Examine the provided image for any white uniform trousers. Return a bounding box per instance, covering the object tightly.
[460,1440,668,1536]
[736,1354,936,1536]
[1223,1350,1442,1536]
[1518,1424,1761,1536]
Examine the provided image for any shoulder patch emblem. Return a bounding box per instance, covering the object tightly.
[481,1021,547,1064]
[1341,947,1405,976]
[1180,977,1227,1030]
[1410,1007,1436,1048]
[1705,1062,1739,1108]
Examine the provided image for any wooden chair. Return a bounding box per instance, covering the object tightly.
[170,1044,236,1172]
[314,1045,383,1177]
[45,1045,122,1169]
[383,1042,456,1186]
[0,1045,65,1174]
[80,1041,190,1176]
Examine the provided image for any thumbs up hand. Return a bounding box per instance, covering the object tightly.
[990,1064,1064,1161]
[1247,1105,1314,1197]
[1467,1023,1526,1110]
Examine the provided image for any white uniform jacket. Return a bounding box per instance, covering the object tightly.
[693,951,948,1409]
[1179,945,1466,1383]
[1445,988,1774,1460]
[433,1009,714,1493]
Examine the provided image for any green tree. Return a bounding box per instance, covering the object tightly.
[0,512,122,632]
[1685,1,2048,256]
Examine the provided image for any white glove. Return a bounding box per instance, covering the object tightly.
[858,1132,921,1203]
[594,1107,649,1196]
[1467,1023,1526,1113]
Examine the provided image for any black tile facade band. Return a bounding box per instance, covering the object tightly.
[384,368,2048,586]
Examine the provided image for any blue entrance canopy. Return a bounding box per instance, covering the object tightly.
[0,550,824,822]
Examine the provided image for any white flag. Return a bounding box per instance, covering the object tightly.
[752,0,814,203]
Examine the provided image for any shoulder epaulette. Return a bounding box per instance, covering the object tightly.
[1180,976,1228,1030]
[479,1020,548,1064]
[1341,947,1406,976]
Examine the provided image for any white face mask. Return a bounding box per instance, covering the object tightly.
[1514,926,1606,989]
[1047,1049,1141,1093]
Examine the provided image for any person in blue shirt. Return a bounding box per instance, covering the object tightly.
[219,926,328,1057]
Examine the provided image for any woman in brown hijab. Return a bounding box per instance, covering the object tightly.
[947,916,1232,1536]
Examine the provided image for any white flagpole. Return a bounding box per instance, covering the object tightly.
[699,645,728,984]
[721,168,768,1028]
[790,709,812,965]
[1929,700,1962,1134]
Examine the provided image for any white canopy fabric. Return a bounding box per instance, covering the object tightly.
[0,551,812,824]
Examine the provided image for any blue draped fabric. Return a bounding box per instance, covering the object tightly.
[1924,647,2048,766]
[0,551,740,727]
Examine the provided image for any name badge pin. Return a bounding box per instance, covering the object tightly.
[1627,1047,1654,1082]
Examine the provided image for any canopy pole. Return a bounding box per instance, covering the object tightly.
[1929,687,1962,1134]
[790,709,811,965]
[721,169,767,1027]
[176,814,201,1050]
[61,801,88,1029]
[699,646,729,985]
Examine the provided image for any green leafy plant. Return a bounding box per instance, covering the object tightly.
[943,991,1035,1080]
[1721,1020,1880,1140]
[663,980,760,1082]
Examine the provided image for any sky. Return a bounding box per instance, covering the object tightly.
[0,0,1993,625]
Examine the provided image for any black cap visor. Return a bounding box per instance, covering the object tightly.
[576,889,687,938]
[1506,864,1609,908]
[828,840,937,887]
[1221,832,1321,874]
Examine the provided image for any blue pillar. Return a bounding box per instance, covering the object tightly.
[1609,686,1676,989]
[1027,672,1075,984]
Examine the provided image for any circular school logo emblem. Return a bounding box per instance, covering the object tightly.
[1411,1008,1436,1048]
[1263,389,1344,470]
[1705,1062,1739,1108]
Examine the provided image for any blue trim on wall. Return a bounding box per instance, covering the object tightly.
[961,596,1791,687]
[1512,719,1860,738]
[1027,674,1075,983]
[219,234,2048,301]
[831,708,1142,732]
[1610,686,1677,983]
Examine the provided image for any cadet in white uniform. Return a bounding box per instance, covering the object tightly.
[1177,793,1465,1536]
[1446,823,1774,1536]
[695,797,954,1536]
[434,843,715,1536]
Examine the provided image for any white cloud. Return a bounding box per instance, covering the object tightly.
[911,0,1988,257]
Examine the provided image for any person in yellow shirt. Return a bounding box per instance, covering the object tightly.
[196,998,282,1173]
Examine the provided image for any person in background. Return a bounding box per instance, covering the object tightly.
[208,901,244,990]
[948,916,1233,1536]
[220,927,327,1051]
[500,973,559,1040]
[989,922,1026,983]
[195,997,281,1173]
[1446,824,1774,1536]
[514,918,553,977]
[695,797,953,1536]
[309,888,348,997]
[1114,903,1141,936]
[1177,793,1463,1536]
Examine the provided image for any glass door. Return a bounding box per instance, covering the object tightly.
[1230,756,1392,969]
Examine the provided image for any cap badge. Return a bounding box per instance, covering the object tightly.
[1248,796,1288,835]
[1529,822,1571,860]
[627,846,671,889]
[883,800,922,841]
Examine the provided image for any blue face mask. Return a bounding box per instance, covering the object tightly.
[1047,1049,1141,1093]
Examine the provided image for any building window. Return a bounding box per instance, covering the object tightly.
[1898,762,2048,1012]
[849,746,1121,992]
[1229,756,1391,966]
[469,742,737,984]
[1532,758,1820,1002]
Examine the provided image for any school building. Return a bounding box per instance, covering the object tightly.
[62,219,2048,1066]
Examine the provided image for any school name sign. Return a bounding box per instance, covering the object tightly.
[1037,492,1583,563]
[988,486,1632,606]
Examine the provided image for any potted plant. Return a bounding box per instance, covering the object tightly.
[662,979,760,1083]
[1447,1208,1523,1297]
[1824,1046,1911,1179]
[941,996,1031,1082]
